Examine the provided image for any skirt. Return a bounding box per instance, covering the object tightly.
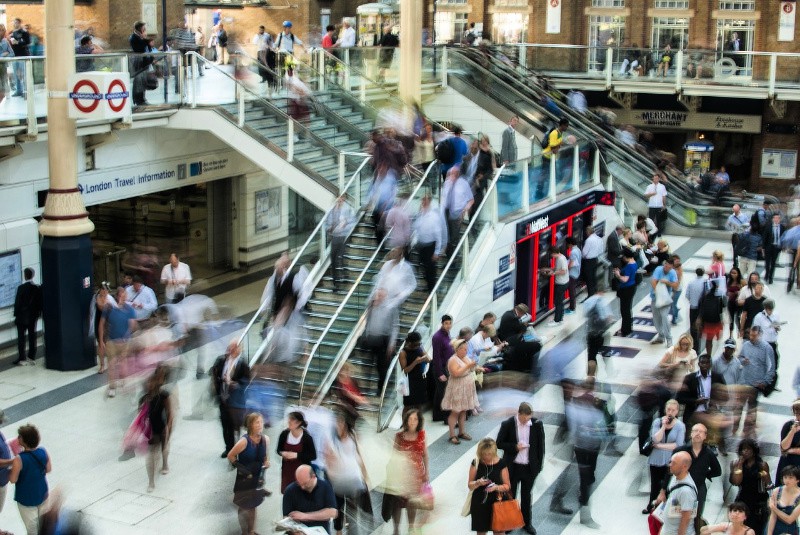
[441,373,478,413]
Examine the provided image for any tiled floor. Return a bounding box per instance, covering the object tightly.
[0,234,798,534]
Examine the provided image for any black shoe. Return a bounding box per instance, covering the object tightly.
[642,504,654,515]
[522,526,537,534]
[550,503,573,515]
[220,450,228,458]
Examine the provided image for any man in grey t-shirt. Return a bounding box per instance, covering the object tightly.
[659,451,697,535]
[547,246,570,327]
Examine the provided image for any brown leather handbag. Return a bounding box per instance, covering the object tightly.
[491,492,525,532]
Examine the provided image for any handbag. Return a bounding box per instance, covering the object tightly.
[491,492,525,532]
[145,70,158,90]
[461,489,474,517]
[397,374,410,397]
[654,282,672,308]
[409,482,435,511]
[122,402,152,454]
[640,437,655,457]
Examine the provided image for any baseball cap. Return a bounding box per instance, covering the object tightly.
[723,338,737,349]
[282,20,293,27]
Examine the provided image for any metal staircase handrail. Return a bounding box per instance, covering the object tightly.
[234,50,374,145]
[375,163,507,432]
[237,154,372,362]
[187,52,351,164]
[314,48,451,133]
[303,159,440,407]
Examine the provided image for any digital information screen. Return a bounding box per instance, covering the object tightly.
[0,250,22,309]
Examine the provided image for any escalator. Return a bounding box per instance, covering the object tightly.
[446,47,779,230]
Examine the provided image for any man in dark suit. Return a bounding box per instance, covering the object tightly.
[497,303,529,342]
[606,225,624,269]
[762,213,786,284]
[496,402,544,534]
[211,340,251,457]
[13,267,42,366]
[676,354,726,427]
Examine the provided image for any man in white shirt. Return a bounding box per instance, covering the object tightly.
[644,173,668,238]
[252,25,274,83]
[441,166,474,257]
[413,194,447,292]
[581,226,604,297]
[467,325,506,365]
[547,246,570,327]
[125,275,158,321]
[160,253,192,304]
[336,19,356,48]
[325,194,355,291]
[752,299,781,370]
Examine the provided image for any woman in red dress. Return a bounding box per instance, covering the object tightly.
[391,408,430,535]
[276,411,317,493]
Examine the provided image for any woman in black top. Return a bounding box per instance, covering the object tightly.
[471,134,496,217]
[730,438,771,535]
[739,282,767,333]
[129,21,153,105]
[276,411,317,493]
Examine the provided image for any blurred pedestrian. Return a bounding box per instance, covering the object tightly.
[228,413,270,535]
[277,412,317,494]
[584,290,614,377]
[260,252,310,326]
[466,438,511,535]
[441,166,474,257]
[739,326,775,437]
[142,367,173,492]
[388,408,429,533]
[13,267,42,366]
[9,424,51,535]
[443,339,479,444]
[685,268,708,353]
[362,288,400,395]
[0,411,11,513]
[211,341,251,458]
[371,247,417,308]
[698,280,725,357]
[650,258,680,346]
[385,194,412,256]
[99,286,137,397]
[326,195,355,292]
[325,410,368,535]
[413,193,446,293]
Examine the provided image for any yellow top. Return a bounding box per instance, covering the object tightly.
[542,128,563,159]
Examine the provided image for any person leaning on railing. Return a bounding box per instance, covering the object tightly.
[129,21,154,106]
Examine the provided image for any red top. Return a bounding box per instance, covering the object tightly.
[394,430,427,488]
[709,261,725,279]
[321,34,334,49]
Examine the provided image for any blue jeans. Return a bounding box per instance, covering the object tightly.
[670,289,682,324]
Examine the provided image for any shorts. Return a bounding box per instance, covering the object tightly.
[105,339,130,360]
[702,322,723,340]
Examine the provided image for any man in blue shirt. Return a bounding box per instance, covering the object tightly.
[650,257,679,347]
[439,126,469,180]
[283,465,338,533]
[99,287,137,398]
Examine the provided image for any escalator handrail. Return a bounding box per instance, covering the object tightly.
[304,159,441,407]
[298,159,439,404]
[376,162,507,432]
[236,155,373,354]
[474,47,783,209]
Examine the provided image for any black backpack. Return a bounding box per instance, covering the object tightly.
[734,234,750,258]
[540,127,556,149]
[435,138,455,165]
[700,290,723,323]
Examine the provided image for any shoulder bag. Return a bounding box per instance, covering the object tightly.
[491,491,525,532]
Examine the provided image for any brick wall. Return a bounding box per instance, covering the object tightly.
[750,101,800,195]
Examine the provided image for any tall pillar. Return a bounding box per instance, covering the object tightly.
[399,0,422,105]
[39,0,97,371]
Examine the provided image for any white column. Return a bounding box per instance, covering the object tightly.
[399,0,422,105]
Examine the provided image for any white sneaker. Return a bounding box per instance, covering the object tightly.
[547,321,562,327]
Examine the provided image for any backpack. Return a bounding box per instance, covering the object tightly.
[587,300,611,336]
[540,127,556,149]
[276,32,295,48]
[435,137,455,165]
[699,291,723,323]
[464,30,476,45]
[734,234,750,258]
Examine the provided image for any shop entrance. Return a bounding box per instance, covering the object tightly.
[88,179,234,292]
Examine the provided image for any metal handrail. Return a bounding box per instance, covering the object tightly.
[304,159,440,406]
[187,52,349,161]
[315,48,451,133]
[236,154,372,356]
[376,162,507,432]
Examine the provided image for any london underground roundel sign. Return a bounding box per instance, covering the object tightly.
[69,79,102,113]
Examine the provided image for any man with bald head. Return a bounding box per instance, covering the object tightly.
[659,451,698,535]
[282,464,338,533]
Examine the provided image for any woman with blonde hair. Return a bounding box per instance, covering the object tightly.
[228,412,270,535]
[467,438,511,535]
[658,333,698,393]
[442,339,478,444]
[709,250,726,280]
[644,399,685,514]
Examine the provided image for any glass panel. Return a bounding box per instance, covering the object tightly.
[492,13,529,44]
[523,45,590,76]
[716,19,755,77]
[579,142,596,185]
[529,152,546,204]
[497,161,524,218]
[555,145,575,194]
[588,16,626,71]
[718,0,755,10]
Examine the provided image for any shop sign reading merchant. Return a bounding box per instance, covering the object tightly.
[615,110,761,134]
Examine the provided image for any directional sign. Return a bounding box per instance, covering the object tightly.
[105,78,130,113]
[633,317,655,327]
[599,346,640,359]
[614,329,657,341]
[68,72,131,120]
[69,79,102,114]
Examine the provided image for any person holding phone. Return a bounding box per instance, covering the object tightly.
[776,400,800,483]
[644,399,685,515]
[467,438,511,535]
